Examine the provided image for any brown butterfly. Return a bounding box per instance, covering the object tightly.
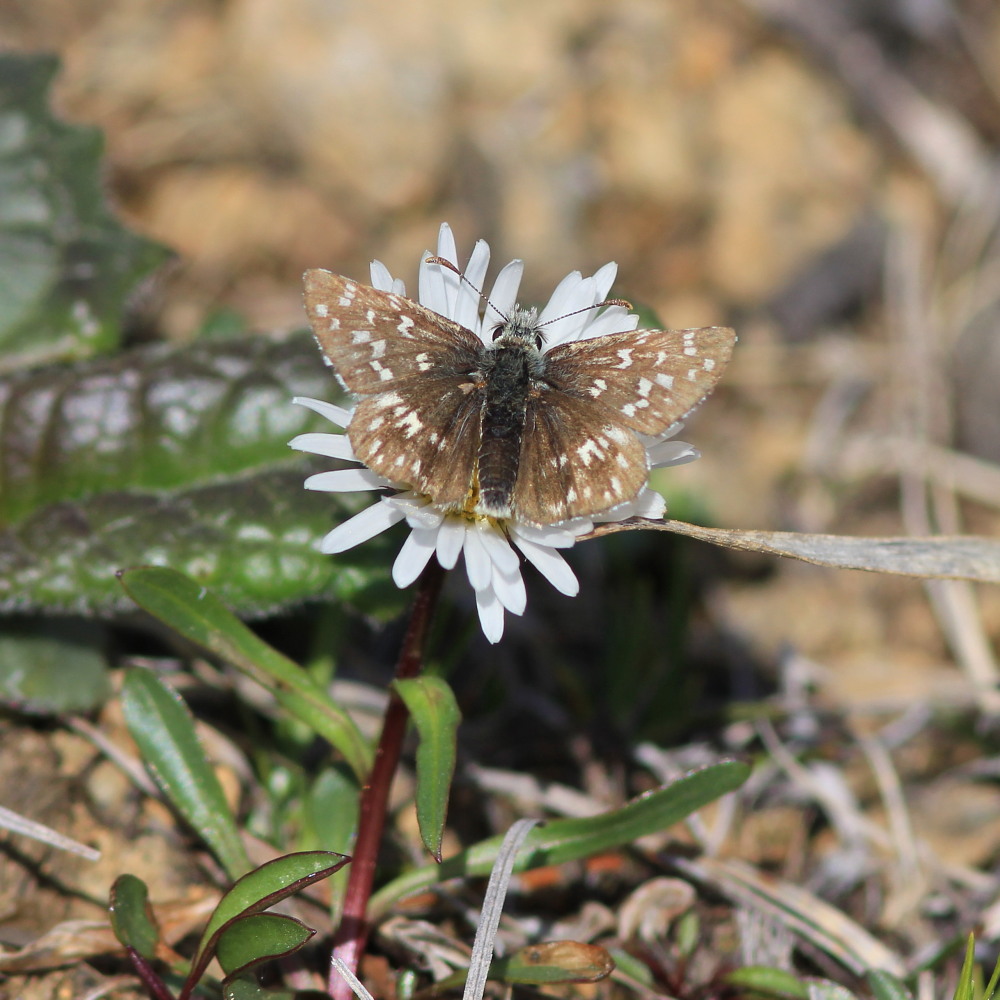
[304,268,734,526]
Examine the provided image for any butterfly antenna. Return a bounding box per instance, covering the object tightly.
[538,298,633,328]
[426,255,632,325]
[425,255,507,320]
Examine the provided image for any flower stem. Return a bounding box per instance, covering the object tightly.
[328,560,446,999]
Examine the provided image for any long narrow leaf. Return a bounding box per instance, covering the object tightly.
[119,566,373,780]
[369,760,749,918]
[393,677,460,860]
[122,667,250,880]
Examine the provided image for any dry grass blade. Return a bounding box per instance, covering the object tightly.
[0,804,101,861]
[671,856,907,977]
[464,819,539,1000]
[584,519,1000,583]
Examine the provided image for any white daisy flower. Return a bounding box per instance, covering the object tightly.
[290,224,700,643]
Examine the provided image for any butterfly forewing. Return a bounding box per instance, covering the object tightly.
[304,269,482,395]
[543,326,735,436]
[515,393,649,523]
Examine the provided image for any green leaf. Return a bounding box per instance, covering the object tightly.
[491,941,615,984]
[0,331,330,527]
[867,969,914,1000]
[216,913,314,977]
[108,874,161,960]
[0,618,109,713]
[370,760,749,917]
[953,935,976,1000]
[302,767,359,922]
[183,851,347,999]
[0,467,402,619]
[121,667,251,880]
[0,53,168,370]
[726,967,809,999]
[119,566,373,780]
[393,676,460,860]
[984,943,1000,1000]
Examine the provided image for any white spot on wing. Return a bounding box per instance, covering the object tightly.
[315,303,328,317]
[400,411,423,438]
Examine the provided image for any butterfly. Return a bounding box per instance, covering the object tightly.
[303,267,735,526]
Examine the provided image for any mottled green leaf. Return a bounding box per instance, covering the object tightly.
[0,331,331,526]
[393,676,460,860]
[122,667,251,879]
[0,467,402,618]
[0,53,168,370]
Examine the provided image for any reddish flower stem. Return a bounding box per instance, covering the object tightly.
[328,560,446,999]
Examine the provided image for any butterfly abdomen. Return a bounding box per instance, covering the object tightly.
[477,344,533,516]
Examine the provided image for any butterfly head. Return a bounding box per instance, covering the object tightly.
[489,306,545,352]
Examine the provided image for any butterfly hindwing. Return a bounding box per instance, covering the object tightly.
[514,391,648,523]
[349,375,485,508]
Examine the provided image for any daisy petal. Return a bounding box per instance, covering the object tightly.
[510,522,585,548]
[393,527,438,587]
[435,517,466,569]
[463,529,492,591]
[386,494,444,526]
[436,222,459,266]
[320,499,405,554]
[491,561,526,615]
[629,487,666,519]
[456,240,492,332]
[476,525,520,575]
[420,247,450,315]
[476,587,505,644]
[537,270,584,324]
[289,432,356,461]
[370,259,395,292]
[293,397,354,428]
[482,260,524,334]
[513,537,580,596]
[574,304,640,341]
[648,440,700,467]
[592,261,619,301]
[538,275,599,346]
[305,468,388,492]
